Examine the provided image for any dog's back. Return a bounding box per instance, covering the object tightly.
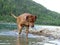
[18,13,32,19]
[17,13,33,25]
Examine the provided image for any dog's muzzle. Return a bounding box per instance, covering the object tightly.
[31,25,34,27]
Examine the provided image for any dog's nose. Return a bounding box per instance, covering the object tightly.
[31,25,34,27]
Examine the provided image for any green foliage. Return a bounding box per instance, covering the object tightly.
[0,0,60,25]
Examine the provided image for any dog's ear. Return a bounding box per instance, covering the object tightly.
[26,15,32,21]
[26,15,29,21]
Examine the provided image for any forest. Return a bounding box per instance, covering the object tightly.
[0,0,60,25]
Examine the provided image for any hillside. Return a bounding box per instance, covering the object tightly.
[0,0,60,25]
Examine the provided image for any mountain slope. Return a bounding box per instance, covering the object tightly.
[0,0,60,25]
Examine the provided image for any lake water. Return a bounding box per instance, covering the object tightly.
[0,23,60,45]
[0,29,45,45]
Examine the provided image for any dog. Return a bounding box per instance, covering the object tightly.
[11,13,37,35]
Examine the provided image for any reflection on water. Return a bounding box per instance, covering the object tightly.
[0,35,29,45]
[16,35,28,45]
[0,30,37,45]
[0,30,58,45]
[0,30,51,45]
[0,23,60,45]
[0,29,59,45]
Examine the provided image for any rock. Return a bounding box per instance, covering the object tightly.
[29,26,60,39]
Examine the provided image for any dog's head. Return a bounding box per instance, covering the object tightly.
[26,15,37,27]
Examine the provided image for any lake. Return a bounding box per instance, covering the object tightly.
[0,23,60,45]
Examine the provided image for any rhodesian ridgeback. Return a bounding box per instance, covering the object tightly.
[11,13,37,35]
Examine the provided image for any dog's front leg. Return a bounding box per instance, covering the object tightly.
[26,26,29,36]
[18,25,22,34]
[26,26,29,44]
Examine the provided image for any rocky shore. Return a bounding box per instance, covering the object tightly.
[28,25,60,39]
[13,25,60,39]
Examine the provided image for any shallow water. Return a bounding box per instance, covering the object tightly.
[0,30,42,45]
[0,29,60,45]
[0,23,60,45]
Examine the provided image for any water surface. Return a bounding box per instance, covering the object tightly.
[0,23,60,45]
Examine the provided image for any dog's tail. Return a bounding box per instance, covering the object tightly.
[11,13,17,18]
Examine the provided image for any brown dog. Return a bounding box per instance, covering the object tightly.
[11,13,37,35]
